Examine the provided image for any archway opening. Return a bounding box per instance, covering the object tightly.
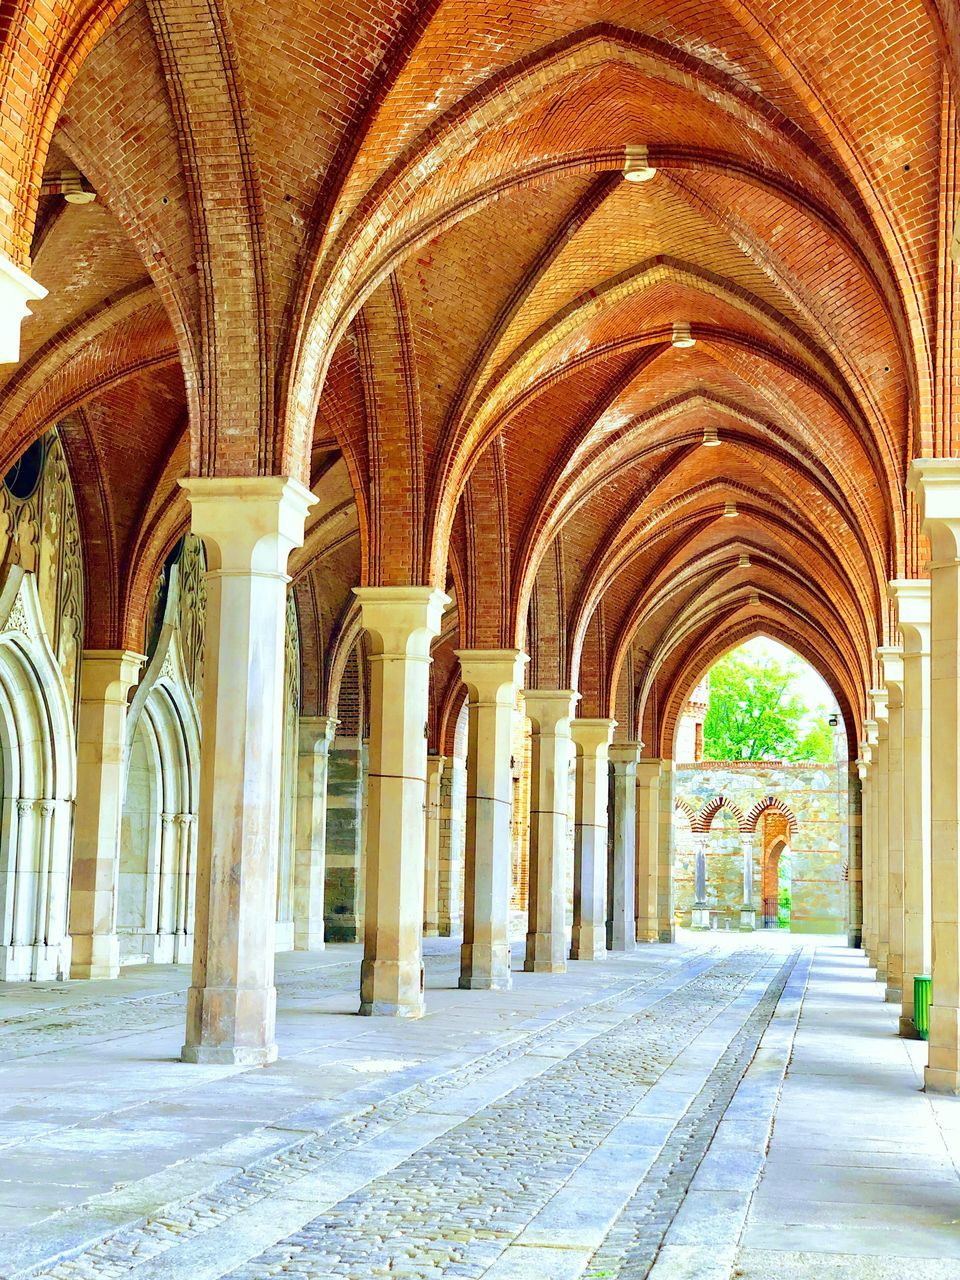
[673,636,849,935]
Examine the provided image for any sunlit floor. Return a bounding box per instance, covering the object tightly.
[0,931,956,1280]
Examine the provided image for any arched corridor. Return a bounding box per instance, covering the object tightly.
[0,0,959,1272]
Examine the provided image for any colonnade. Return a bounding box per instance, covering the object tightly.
[50,466,960,1095]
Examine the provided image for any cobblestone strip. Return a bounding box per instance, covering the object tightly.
[584,950,800,1280]
[208,950,777,1280]
[22,951,701,1280]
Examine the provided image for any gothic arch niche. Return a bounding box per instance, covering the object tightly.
[762,821,792,929]
[120,558,201,965]
[0,568,76,980]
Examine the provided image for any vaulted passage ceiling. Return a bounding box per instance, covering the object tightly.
[3,0,957,753]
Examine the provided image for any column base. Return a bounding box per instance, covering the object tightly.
[423,923,440,938]
[459,942,512,990]
[658,924,676,943]
[325,917,360,943]
[885,986,902,1003]
[70,932,120,980]
[0,942,63,981]
[181,1042,278,1066]
[899,1014,922,1039]
[569,925,605,961]
[739,907,756,932]
[924,1066,960,1095]
[607,925,638,952]
[875,965,888,983]
[438,916,463,938]
[847,929,862,948]
[524,931,566,973]
[359,958,424,1017]
[174,932,194,964]
[294,924,326,951]
[691,905,711,930]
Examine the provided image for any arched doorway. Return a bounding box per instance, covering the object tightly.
[762,835,791,928]
[0,569,76,980]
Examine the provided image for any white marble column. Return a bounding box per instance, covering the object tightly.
[657,760,677,942]
[69,650,145,980]
[354,586,448,1017]
[570,718,615,961]
[180,476,315,1065]
[908,460,960,1091]
[294,715,338,951]
[635,758,661,944]
[423,754,445,938]
[878,648,905,1003]
[524,689,578,973]
[608,745,640,949]
[691,836,711,929]
[457,650,527,989]
[871,689,890,983]
[889,579,931,1037]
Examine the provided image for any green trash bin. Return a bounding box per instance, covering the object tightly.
[914,974,932,1041]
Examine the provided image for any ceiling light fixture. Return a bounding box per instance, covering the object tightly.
[623,144,657,183]
[702,425,720,447]
[738,553,750,567]
[749,592,761,606]
[723,501,738,518]
[672,321,695,349]
[41,166,97,205]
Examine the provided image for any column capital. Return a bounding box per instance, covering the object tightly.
[180,475,316,574]
[609,741,643,769]
[888,578,930,653]
[354,586,449,657]
[0,252,47,364]
[635,758,663,785]
[868,690,888,723]
[863,719,878,747]
[877,647,904,699]
[80,650,146,702]
[523,688,579,732]
[456,648,528,702]
[298,715,339,753]
[426,753,446,779]
[908,458,960,563]
[570,717,616,753]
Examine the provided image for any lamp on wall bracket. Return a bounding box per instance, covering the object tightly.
[702,425,720,447]
[723,500,738,518]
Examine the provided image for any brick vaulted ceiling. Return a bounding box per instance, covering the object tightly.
[2,0,958,751]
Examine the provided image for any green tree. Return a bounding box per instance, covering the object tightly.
[702,648,834,763]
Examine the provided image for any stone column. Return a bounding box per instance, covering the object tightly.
[870,690,890,982]
[569,718,615,961]
[908,460,960,1090]
[861,721,878,966]
[438,755,465,936]
[423,754,445,938]
[457,650,527,989]
[739,833,756,931]
[293,716,337,951]
[889,579,931,1038]
[607,745,639,949]
[524,689,578,973]
[173,813,195,963]
[691,836,711,929]
[33,800,56,973]
[69,650,145,980]
[324,736,364,942]
[657,760,677,941]
[354,586,448,1017]
[878,649,905,1003]
[180,476,315,1065]
[848,763,864,949]
[635,757,661,944]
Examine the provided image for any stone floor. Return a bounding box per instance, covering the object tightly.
[0,933,955,1279]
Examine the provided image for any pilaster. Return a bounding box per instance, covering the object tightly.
[294,715,338,951]
[423,754,445,938]
[607,744,640,949]
[634,757,661,944]
[878,648,905,1003]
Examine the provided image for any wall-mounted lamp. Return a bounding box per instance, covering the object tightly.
[702,425,720,447]
[723,501,738,518]
[672,321,696,349]
[623,144,657,183]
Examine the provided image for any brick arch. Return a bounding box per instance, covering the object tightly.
[745,796,799,837]
[674,797,696,827]
[694,795,747,834]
